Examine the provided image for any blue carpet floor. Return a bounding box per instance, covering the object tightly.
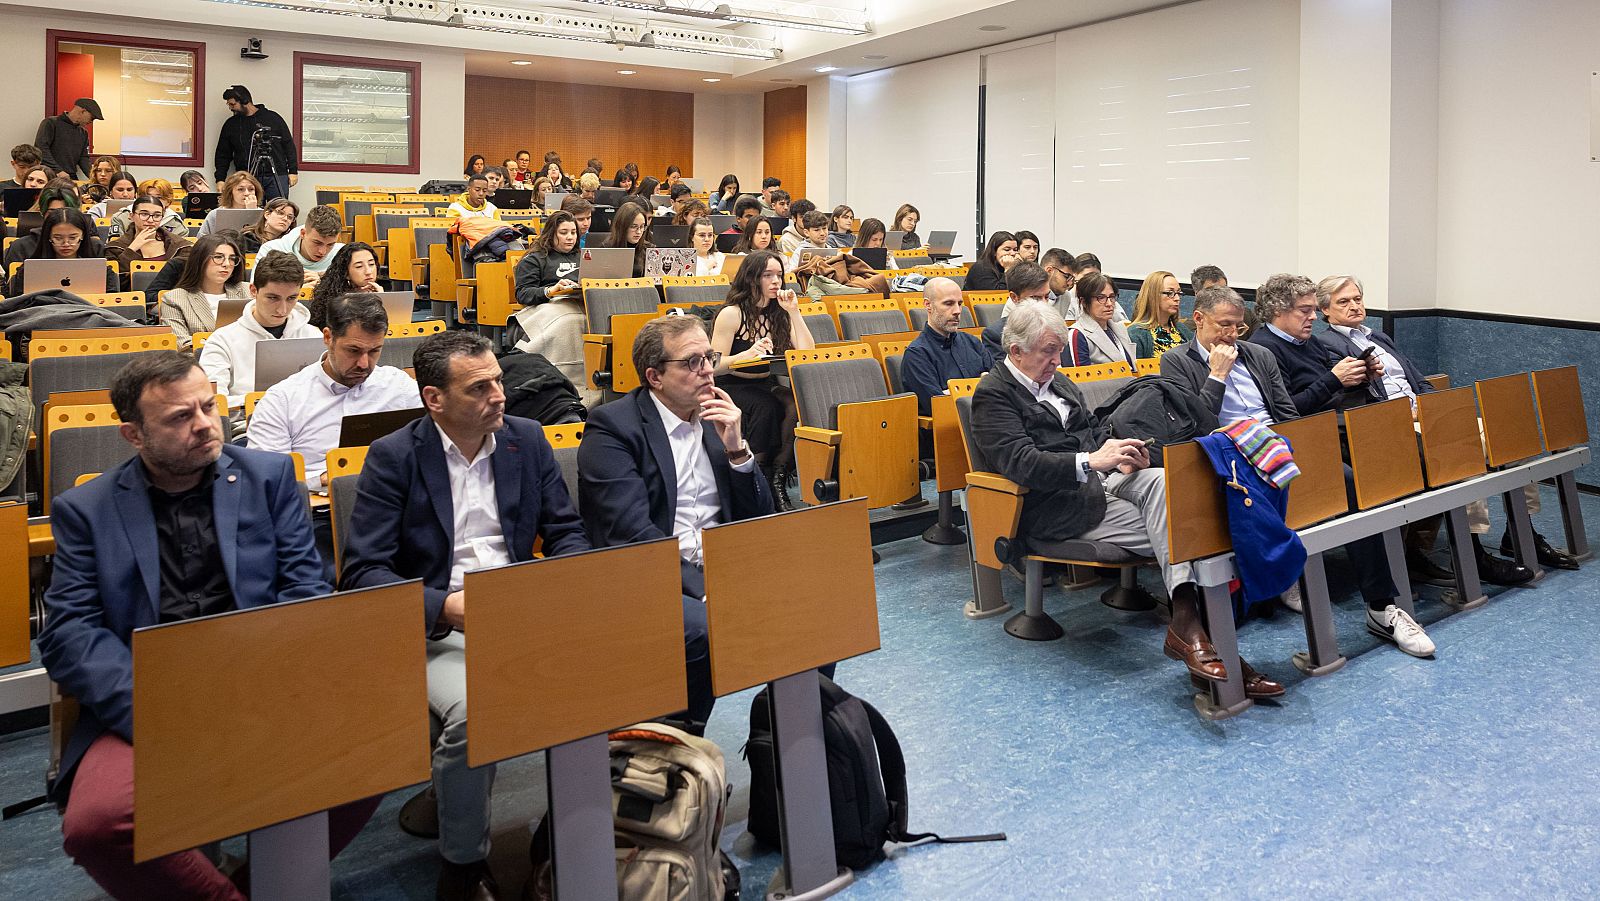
[3,487,1598,899]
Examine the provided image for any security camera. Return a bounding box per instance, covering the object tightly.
[240,38,268,60]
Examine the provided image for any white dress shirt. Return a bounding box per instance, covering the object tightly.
[649,390,755,566]
[436,424,511,593]
[1330,323,1417,412]
[694,251,725,277]
[248,358,420,488]
[1003,358,1091,483]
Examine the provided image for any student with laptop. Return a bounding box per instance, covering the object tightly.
[511,209,589,401]
[778,199,813,256]
[250,204,344,286]
[827,204,856,248]
[157,233,249,349]
[690,218,724,277]
[448,174,498,220]
[307,242,384,328]
[785,210,840,272]
[250,292,419,489]
[194,171,263,237]
[3,207,103,297]
[600,201,654,278]
[851,217,894,270]
[84,172,138,219]
[104,194,190,288]
[201,250,320,411]
[892,203,922,249]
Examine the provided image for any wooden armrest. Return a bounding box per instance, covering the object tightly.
[582,334,613,346]
[795,426,843,446]
[458,278,477,287]
[966,471,1026,495]
[917,415,933,430]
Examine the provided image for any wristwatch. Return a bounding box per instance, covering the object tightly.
[726,442,752,465]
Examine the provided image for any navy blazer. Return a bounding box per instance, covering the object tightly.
[1313,325,1435,400]
[577,387,773,599]
[340,414,590,635]
[38,446,329,800]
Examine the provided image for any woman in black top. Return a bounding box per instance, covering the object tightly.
[636,177,660,201]
[709,249,814,509]
[542,162,573,192]
[663,166,682,192]
[613,169,635,192]
[731,215,775,255]
[464,154,486,178]
[4,208,103,297]
[963,230,1019,292]
[601,201,654,278]
[513,210,582,307]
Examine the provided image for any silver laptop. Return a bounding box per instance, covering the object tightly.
[214,298,249,331]
[254,336,326,391]
[644,248,696,278]
[884,231,908,253]
[543,193,571,213]
[371,291,417,326]
[210,208,264,233]
[578,247,637,280]
[24,258,108,295]
[924,230,957,256]
[679,177,704,192]
[102,199,135,217]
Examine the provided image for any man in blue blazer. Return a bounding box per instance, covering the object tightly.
[577,314,774,719]
[39,352,373,900]
[339,330,589,901]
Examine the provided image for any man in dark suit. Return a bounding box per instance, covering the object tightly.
[1248,273,1381,417]
[340,330,590,901]
[39,352,375,900]
[973,300,1283,697]
[1313,275,1567,574]
[1165,286,1435,656]
[578,314,774,720]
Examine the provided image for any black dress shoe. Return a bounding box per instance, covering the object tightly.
[1473,535,1535,586]
[1406,549,1457,587]
[438,858,501,901]
[1501,529,1580,571]
[399,785,440,839]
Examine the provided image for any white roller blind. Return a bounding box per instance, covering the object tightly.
[982,40,1057,250]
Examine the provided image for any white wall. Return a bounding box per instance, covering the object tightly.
[0,8,466,212]
[983,39,1057,249]
[1435,0,1600,320]
[846,52,981,254]
[693,92,764,192]
[805,75,849,210]
[1056,0,1300,286]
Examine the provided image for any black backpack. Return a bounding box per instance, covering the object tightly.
[1091,374,1219,466]
[743,677,1004,870]
[498,350,586,425]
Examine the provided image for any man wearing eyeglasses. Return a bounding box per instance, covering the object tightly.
[577,314,775,732]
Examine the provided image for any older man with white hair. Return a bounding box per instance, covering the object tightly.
[971,299,1284,698]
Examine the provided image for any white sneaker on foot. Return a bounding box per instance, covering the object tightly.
[1280,583,1303,614]
[1367,604,1436,657]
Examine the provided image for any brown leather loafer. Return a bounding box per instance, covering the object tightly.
[1189,658,1286,699]
[1164,627,1227,682]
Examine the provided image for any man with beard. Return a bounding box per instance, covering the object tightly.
[214,85,299,201]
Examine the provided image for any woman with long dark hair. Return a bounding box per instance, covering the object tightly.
[463,154,486,177]
[105,194,189,284]
[710,249,814,508]
[307,242,384,327]
[238,197,299,253]
[892,203,922,249]
[731,214,775,255]
[159,232,248,349]
[712,174,740,212]
[511,210,587,395]
[613,169,635,192]
[963,230,1020,292]
[600,201,653,278]
[4,207,101,296]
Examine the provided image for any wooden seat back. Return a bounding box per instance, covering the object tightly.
[1417,386,1488,487]
[1273,411,1349,529]
[1476,372,1544,466]
[1345,397,1426,508]
[1531,365,1588,451]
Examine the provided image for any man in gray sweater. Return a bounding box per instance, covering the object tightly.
[35,99,101,179]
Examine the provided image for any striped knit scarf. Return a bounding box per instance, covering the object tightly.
[1216,418,1300,488]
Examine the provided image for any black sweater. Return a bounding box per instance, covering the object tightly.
[1247,326,1377,416]
[514,249,581,306]
[964,260,1006,292]
[214,104,298,183]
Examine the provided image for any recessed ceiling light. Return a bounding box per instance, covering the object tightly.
[617,69,637,75]
[702,77,722,83]
[862,54,886,61]
[979,24,1007,32]
[814,65,838,73]
[510,60,533,66]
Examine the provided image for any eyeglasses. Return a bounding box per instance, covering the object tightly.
[1091,293,1118,303]
[210,253,239,266]
[661,351,722,372]
[132,209,164,221]
[1160,290,1183,298]
[49,234,83,246]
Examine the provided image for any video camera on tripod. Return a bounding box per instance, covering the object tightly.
[247,124,285,183]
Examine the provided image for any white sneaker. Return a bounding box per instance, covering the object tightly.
[1280,583,1303,614]
[1367,605,1436,658]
